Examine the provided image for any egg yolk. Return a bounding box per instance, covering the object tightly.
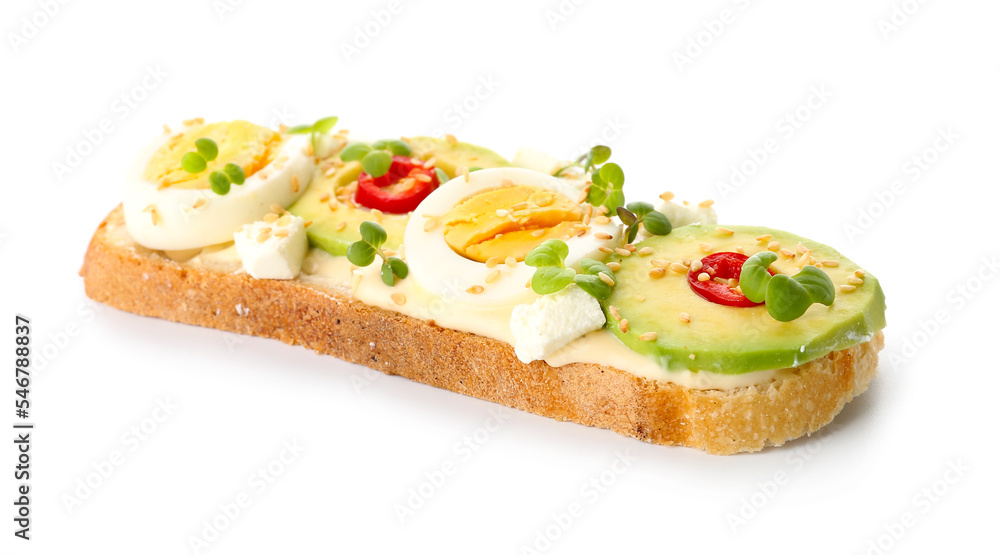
[143,120,282,190]
[441,185,583,263]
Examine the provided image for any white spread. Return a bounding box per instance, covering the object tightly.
[656,200,717,227]
[509,284,606,364]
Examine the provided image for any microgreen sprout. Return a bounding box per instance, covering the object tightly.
[616,202,672,243]
[556,145,625,213]
[339,139,412,179]
[346,221,409,286]
[287,116,339,159]
[524,239,616,300]
[739,252,835,322]
[179,138,246,196]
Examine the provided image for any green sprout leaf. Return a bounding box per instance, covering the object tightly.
[380,261,395,286]
[209,171,231,195]
[589,145,611,167]
[587,165,626,213]
[599,162,625,188]
[224,163,245,185]
[616,206,637,226]
[346,241,377,267]
[340,142,372,162]
[385,139,412,156]
[531,266,576,295]
[765,274,813,322]
[362,150,393,178]
[181,152,207,174]
[642,211,672,236]
[434,168,449,183]
[524,239,569,268]
[195,138,218,162]
[286,124,312,134]
[388,257,408,279]
[359,220,387,248]
[792,265,835,307]
[312,116,339,134]
[739,252,778,304]
[573,274,612,300]
[579,258,612,278]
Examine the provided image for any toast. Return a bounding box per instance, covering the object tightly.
[81,206,883,455]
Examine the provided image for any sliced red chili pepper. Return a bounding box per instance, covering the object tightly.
[355,156,440,214]
[687,252,774,307]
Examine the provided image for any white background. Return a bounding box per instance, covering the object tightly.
[2,0,998,553]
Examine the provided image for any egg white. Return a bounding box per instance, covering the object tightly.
[123,129,315,251]
[404,167,621,307]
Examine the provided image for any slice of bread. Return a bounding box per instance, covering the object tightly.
[80,206,882,455]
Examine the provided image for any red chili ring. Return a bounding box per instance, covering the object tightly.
[687,252,773,307]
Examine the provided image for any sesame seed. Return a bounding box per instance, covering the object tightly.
[401,178,417,190]
[256,229,271,242]
[669,263,688,274]
[485,257,500,268]
[707,267,716,276]
[335,221,347,231]
[576,190,588,204]
[619,319,629,333]
[735,245,745,254]
[531,229,546,237]
[505,255,517,268]
[445,134,458,145]
[414,173,432,183]
[496,209,509,217]
[593,215,611,225]
[467,285,484,294]
[698,272,710,282]
[277,215,292,226]
[659,191,675,202]
[855,269,866,278]
[486,269,501,283]
[648,268,667,279]
[609,305,621,321]
[319,193,331,202]
[511,201,528,210]
[767,241,780,252]
[595,232,614,240]
[263,213,280,223]
[324,167,338,177]
[424,158,436,169]
[640,332,658,342]
[304,220,313,228]
[615,248,631,257]
[391,293,406,306]
[679,312,691,323]
[370,208,384,222]
[625,244,637,253]
[689,354,696,360]
[690,259,703,272]
[274,229,289,238]
[501,179,515,188]
[599,246,613,254]
[423,217,440,232]
[847,276,864,285]
[291,175,299,192]
[780,248,794,258]
[821,260,840,267]
[699,199,715,208]
[756,234,772,242]
[728,278,738,287]
[270,204,285,214]
[460,167,470,183]
[607,262,621,272]
[526,278,532,288]
[651,259,670,268]
[598,272,615,286]
[192,198,207,209]
[840,284,857,293]
[682,258,692,266]
[699,243,713,253]
[716,227,735,236]
[797,243,808,254]
[638,247,654,257]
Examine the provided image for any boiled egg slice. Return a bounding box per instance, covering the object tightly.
[123,120,315,251]
[404,167,621,307]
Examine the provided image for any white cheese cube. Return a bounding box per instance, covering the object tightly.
[656,200,717,227]
[512,147,564,176]
[234,214,308,280]
[510,284,607,364]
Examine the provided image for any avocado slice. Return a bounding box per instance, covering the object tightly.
[288,162,408,256]
[407,136,511,177]
[605,225,886,374]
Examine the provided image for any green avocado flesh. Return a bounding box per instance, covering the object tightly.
[288,137,511,256]
[605,225,886,374]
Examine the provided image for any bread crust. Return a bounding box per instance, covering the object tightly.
[81,206,882,455]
